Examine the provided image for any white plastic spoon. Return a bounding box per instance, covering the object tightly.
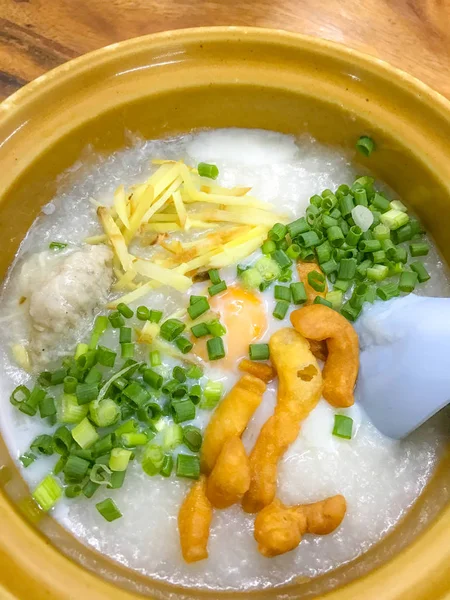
[355,294,450,439]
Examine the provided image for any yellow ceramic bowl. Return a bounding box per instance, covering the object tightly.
[0,27,450,600]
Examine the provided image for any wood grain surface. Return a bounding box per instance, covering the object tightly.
[0,0,450,101]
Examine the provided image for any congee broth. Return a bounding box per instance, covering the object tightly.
[0,129,449,590]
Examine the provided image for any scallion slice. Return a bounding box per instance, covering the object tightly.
[117,303,134,318]
[273,300,289,320]
[160,319,186,341]
[208,280,227,297]
[30,434,54,455]
[108,311,125,328]
[410,261,430,283]
[163,424,183,451]
[176,454,200,480]
[175,336,193,354]
[149,350,161,366]
[332,414,353,439]
[249,343,270,361]
[200,380,223,409]
[32,475,62,511]
[182,426,202,452]
[206,337,225,361]
[64,454,91,482]
[49,241,68,250]
[206,319,226,337]
[96,498,123,522]
[172,399,196,423]
[187,296,210,319]
[109,447,132,472]
[142,443,164,476]
[59,393,89,424]
[160,454,174,477]
[71,417,99,449]
[89,316,108,350]
[198,162,219,179]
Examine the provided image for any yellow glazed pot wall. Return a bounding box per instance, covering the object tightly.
[0,27,449,600]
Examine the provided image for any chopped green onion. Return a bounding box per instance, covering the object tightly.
[20,452,36,468]
[89,316,108,350]
[326,290,343,310]
[142,443,164,476]
[287,217,310,238]
[92,434,114,458]
[120,432,148,447]
[198,162,219,179]
[380,209,409,230]
[76,382,99,405]
[182,426,202,452]
[354,188,368,207]
[255,256,281,282]
[338,257,357,280]
[82,480,99,498]
[278,267,293,282]
[160,318,186,341]
[326,225,345,247]
[240,267,262,290]
[332,414,353,439]
[30,434,54,455]
[316,240,332,264]
[392,223,413,244]
[49,241,68,250]
[345,226,363,247]
[117,303,134,318]
[109,447,132,471]
[268,223,288,242]
[322,192,338,210]
[208,280,227,297]
[108,470,126,489]
[163,424,183,451]
[205,319,226,338]
[63,376,78,395]
[372,250,387,264]
[64,454,91,482]
[74,343,89,360]
[53,455,67,475]
[149,350,161,366]
[273,284,292,304]
[262,239,277,254]
[200,380,223,409]
[97,345,117,367]
[115,419,138,437]
[340,301,362,322]
[39,396,56,419]
[377,282,400,301]
[149,309,163,323]
[399,270,418,293]
[249,343,270,361]
[371,193,390,212]
[373,224,390,242]
[32,475,62,511]
[160,454,174,477]
[334,279,351,292]
[273,300,289,320]
[96,498,122,522]
[59,393,89,424]
[410,261,431,283]
[390,199,407,212]
[108,311,125,328]
[350,283,368,309]
[187,296,210,319]
[272,250,292,270]
[49,368,67,386]
[310,194,323,207]
[123,381,150,408]
[367,264,389,282]
[339,195,355,218]
[72,417,99,449]
[175,336,194,354]
[189,384,202,404]
[307,271,326,292]
[206,337,225,361]
[137,401,162,424]
[356,136,375,156]
[286,244,301,259]
[176,454,200,479]
[289,282,306,304]
[89,463,112,486]
[172,400,196,423]
[313,296,333,308]
[64,484,82,498]
[409,242,429,257]
[358,239,381,253]
[90,398,120,427]
[172,366,187,383]
[190,323,208,340]
[298,230,322,248]
[137,306,150,321]
[186,365,203,379]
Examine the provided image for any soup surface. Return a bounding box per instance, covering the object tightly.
[0,129,449,590]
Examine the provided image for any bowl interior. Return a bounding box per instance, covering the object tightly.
[0,28,450,600]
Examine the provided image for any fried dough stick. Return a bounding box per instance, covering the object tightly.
[178,476,213,563]
[242,329,323,513]
[255,495,347,557]
[206,437,251,509]
[291,304,359,408]
[201,374,266,475]
[296,262,328,361]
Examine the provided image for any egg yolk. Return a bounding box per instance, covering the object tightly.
[194,285,268,368]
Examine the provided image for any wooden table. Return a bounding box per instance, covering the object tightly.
[1,0,450,101]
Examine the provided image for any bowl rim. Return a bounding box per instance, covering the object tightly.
[0,25,450,600]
